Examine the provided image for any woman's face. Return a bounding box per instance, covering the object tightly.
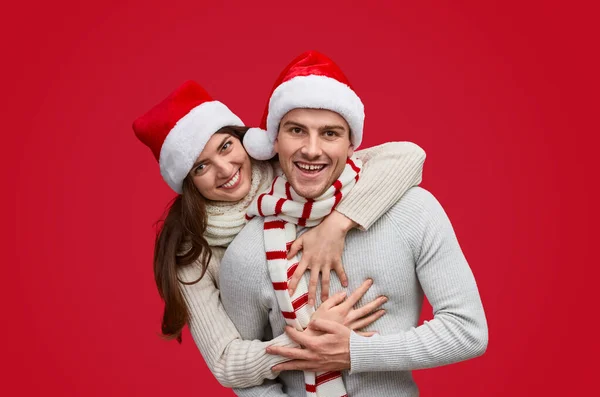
[189,132,252,202]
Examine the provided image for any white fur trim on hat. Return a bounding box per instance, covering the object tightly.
[243,127,277,160]
[266,74,364,150]
[159,101,244,193]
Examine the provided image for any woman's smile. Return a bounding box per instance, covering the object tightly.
[219,169,241,189]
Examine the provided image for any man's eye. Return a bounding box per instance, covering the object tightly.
[325,131,336,137]
[292,127,302,133]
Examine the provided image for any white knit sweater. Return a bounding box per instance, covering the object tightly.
[177,142,426,388]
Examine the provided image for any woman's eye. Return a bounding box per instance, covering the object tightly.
[195,164,205,172]
[222,141,232,151]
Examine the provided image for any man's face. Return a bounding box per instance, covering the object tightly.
[274,108,354,199]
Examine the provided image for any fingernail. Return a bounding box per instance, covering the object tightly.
[272,365,280,371]
[367,278,373,285]
[380,296,388,302]
[288,288,294,296]
[308,298,314,306]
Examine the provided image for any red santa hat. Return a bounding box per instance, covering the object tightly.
[133,81,244,193]
[244,50,365,160]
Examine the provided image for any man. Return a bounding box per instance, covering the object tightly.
[220,51,488,397]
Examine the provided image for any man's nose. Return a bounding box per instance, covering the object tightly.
[300,133,322,159]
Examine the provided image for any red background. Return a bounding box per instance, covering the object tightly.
[2,1,598,395]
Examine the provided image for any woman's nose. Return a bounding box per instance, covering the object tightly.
[214,158,234,178]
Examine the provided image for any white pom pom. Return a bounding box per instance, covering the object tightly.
[243,127,276,160]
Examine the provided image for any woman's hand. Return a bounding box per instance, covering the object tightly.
[311,278,387,331]
[287,210,356,306]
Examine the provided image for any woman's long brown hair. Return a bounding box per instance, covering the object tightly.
[153,126,248,343]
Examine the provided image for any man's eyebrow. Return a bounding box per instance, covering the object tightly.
[319,124,347,132]
[192,135,230,169]
[281,120,308,129]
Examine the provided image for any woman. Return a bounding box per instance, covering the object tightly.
[133,80,425,387]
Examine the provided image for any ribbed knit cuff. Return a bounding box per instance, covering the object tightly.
[265,333,300,376]
[349,331,406,374]
[349,331,378,374]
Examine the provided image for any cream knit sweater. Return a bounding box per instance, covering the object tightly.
[177,142,426,388]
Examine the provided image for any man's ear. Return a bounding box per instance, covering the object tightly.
[347,143,354,158]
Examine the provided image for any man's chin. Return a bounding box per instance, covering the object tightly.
[290,182,327,199]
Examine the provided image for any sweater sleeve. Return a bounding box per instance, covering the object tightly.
[348,188,488,373]
[219,223,291,396]
[336,141,426,230]
[179,260,297,388]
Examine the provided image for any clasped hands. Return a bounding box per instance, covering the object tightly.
[267,279,386,372]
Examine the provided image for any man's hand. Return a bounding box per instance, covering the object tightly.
[287,210,357,306]
[268,319,363,372]
[267,279,385,372]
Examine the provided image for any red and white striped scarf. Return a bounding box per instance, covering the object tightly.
[247,157,362,397]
